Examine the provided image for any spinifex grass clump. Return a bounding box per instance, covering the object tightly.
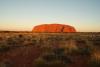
[88,57,100,67]
[0,45,10,52]
[33,41,93,67]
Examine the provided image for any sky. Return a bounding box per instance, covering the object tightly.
[0,0,100,32]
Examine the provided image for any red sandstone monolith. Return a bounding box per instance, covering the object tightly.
[32,24,76,33]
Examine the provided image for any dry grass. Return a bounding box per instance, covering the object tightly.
[0,32,100,67]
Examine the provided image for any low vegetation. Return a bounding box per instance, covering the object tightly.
[0,32,99,67]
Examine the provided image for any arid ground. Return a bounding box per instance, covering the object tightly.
[0,32,100,67]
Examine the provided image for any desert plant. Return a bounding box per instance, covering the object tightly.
[34,58,47,67]
[34,57,66,67]
[39,47,72,64]
[53,48,65,55]
[7,37,17,46]
[0,45,10,52]
[0,60,12,67]
[46,60,66,67]
[88,58,100,67]
[77,46,92,56]
[42,53,56,62]
[18,34,23,38]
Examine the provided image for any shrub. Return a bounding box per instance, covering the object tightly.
[47,60,66,67]
[7,37,16,46]
[71,43,93,56]
[34,57,66,67]
[88,58,100,67]
[18,34,23,38]
[0,60,13,67]
[78,46,92,56]
[53,48,65,55]
[42,53,56,62]
[0,45,10,52]
[34,58,47,67]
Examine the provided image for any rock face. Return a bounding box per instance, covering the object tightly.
[32,24,76,33]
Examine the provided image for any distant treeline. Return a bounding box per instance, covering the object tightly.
[0,31,32,33]
[0,31,100,34]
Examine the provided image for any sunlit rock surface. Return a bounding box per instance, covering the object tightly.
[32,24,76,33]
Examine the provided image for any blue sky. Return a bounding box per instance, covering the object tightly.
[0,0,100,31]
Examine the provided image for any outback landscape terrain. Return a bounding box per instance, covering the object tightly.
[0,0,100,67]
[0,32,100,67]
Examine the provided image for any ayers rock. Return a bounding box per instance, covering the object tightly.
[32,24,76,33]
